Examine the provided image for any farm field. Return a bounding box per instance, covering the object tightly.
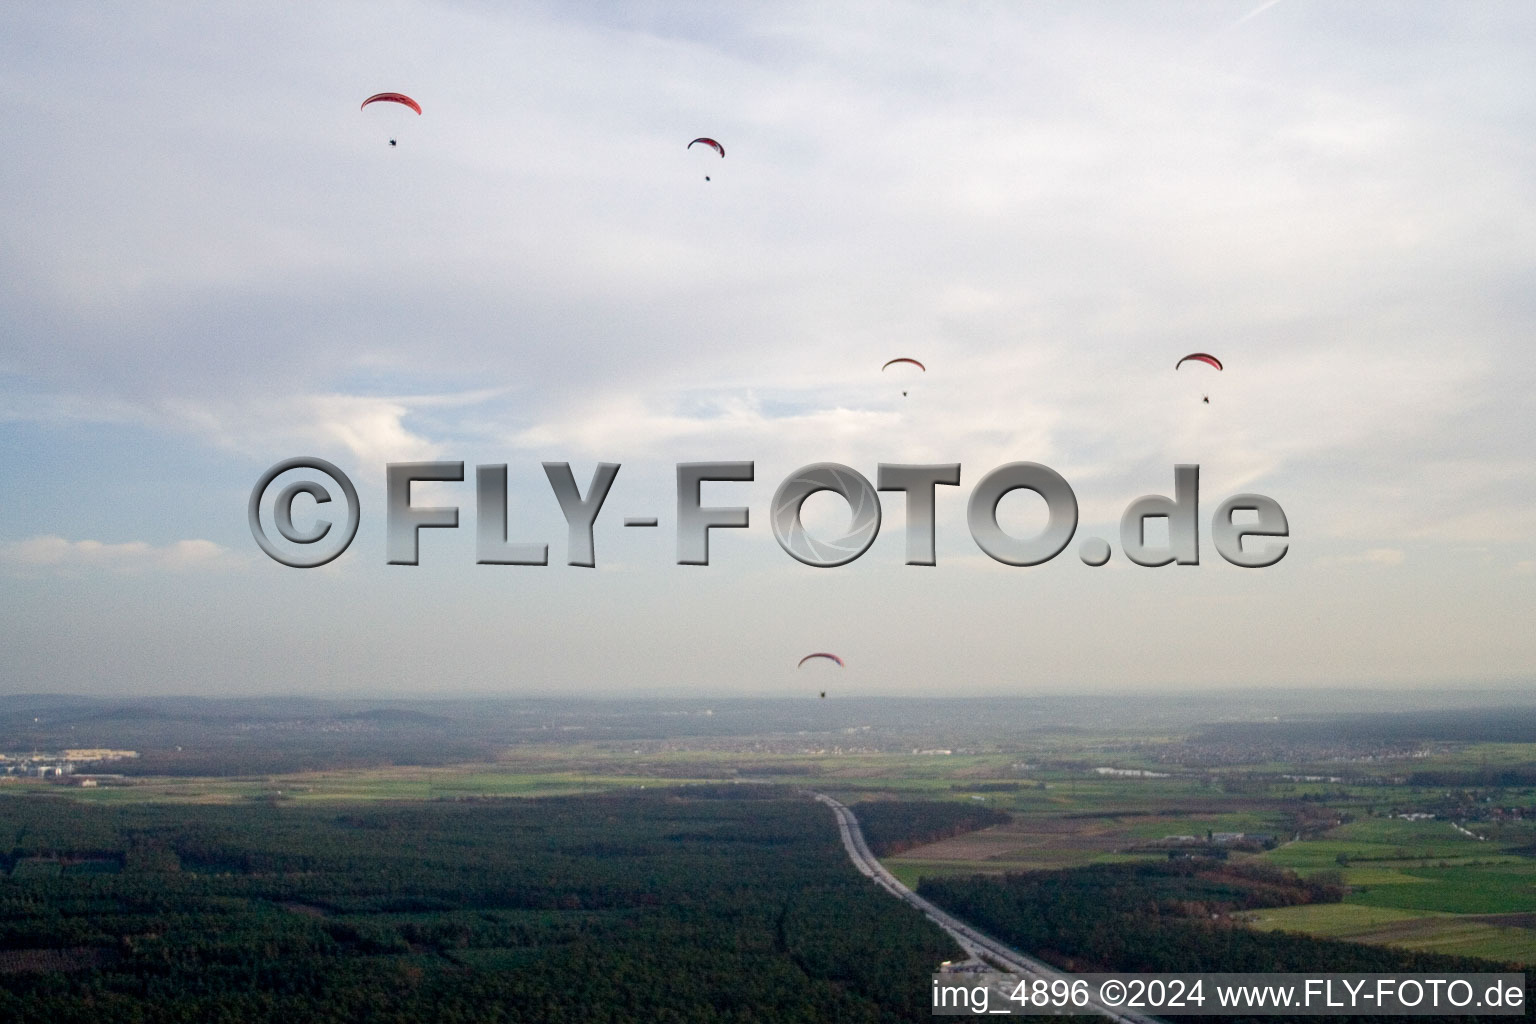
[1250,904,1536,965]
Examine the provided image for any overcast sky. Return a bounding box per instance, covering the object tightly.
[2,2,1533,698]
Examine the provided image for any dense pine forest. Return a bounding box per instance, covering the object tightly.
[0,788,958,1022]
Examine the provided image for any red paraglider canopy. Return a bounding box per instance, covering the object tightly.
[688,138,725,158]
[1176,353,1223,371]
[797,653,844,668]
[361,93,422,115]
[881,358,926,372]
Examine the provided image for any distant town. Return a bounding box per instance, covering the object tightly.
[0,749,138,784]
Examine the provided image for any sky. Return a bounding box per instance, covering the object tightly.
[2,1,1534,698]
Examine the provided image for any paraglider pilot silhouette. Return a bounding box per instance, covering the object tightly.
[361,92,421,147]
[689,137,724,180]
[882,357,925,397]
[799,653,842,699]
[1176,353,1222,404]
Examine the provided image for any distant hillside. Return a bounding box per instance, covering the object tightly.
[1195,706,1536,748]
[336,708,451,726]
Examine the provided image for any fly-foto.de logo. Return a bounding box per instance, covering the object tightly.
[248,460,1287,571]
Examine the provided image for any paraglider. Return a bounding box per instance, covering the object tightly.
[882,357,925,397]
[1175,353,1222,371]
[361,92,422,114]
[800,653,841,699]
[1176,353,1222,404]
[688,137,724,180]
[361,93,421,146]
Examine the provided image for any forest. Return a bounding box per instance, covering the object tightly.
[0,788,958,1022]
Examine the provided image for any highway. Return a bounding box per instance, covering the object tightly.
[811,792,1163,1023]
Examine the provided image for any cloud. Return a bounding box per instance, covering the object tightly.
[0,386,483,483]
[506,392,897,458]
[1319,547,1406,569]
[1230,0,1287,29]
[162,392,457,465]
[0,535,246,574]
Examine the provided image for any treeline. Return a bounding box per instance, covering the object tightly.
[1408,767,1536,788]
[0,789,956,1022]
[1197,707,1536,749]
[854,800,1010,856]
[920,862,1526,1024]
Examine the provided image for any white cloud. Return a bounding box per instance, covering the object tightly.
[0,535,245,574]
[1318,547,1406,568]
[158,392,451,466]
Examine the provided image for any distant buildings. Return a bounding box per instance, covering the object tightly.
[1207,830,1276,846]
[0,749,138,781]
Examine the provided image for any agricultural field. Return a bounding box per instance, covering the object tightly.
[864,746,1536,964]
[1247,904,1536,966]
[3,769,685,805]
[1245,813,1536,960]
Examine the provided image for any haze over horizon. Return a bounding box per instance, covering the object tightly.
[3,3,1533,697]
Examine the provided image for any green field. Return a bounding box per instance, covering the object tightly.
[1348,862,1536,915]
[1250,904,1536,965]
